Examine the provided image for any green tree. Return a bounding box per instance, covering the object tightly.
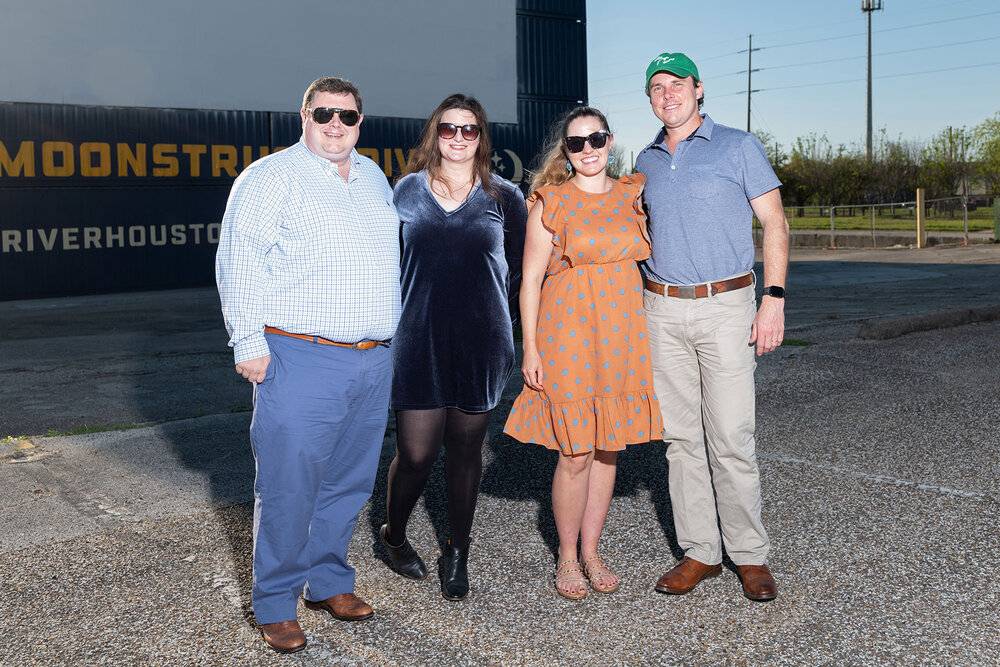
[972,112,1000,194]
[606,141,628,179]
[752,129,787,171]
[921,126,972,214]
[871,131,922,205]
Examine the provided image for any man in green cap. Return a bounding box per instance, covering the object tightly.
[636,52,789,602]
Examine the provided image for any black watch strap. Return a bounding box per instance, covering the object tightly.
[762,285,785,299]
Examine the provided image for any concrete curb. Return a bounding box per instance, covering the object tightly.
[857,303,1000,340]
[754,229,996,249]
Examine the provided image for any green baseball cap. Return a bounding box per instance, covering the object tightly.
[645,52,700,88]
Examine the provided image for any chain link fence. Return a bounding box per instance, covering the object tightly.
[753,194,999,247]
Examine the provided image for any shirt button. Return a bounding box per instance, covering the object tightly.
[670,165,676,170]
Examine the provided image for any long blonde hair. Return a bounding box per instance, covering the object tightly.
[400,94,500,201]
[528,106,612,193]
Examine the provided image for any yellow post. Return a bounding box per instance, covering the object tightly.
[915,188,926,248]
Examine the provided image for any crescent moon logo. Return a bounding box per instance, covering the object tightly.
[503,149,524,184]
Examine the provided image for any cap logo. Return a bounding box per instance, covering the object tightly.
[653,56,675,66]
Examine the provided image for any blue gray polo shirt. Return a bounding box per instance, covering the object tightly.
[636,114,780,285]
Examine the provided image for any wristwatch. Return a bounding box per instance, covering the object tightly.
[762,285,785,299]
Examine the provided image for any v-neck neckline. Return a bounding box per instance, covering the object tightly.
[425,173,481,216]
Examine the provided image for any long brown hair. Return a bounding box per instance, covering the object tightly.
[528,106,611,193]
[401,94,500,201]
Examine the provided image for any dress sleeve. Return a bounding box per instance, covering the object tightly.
[619,174,651,245]
[529,187,569,275]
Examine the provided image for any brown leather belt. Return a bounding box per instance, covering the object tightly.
[264,326,390,350]
[643,272,753,299]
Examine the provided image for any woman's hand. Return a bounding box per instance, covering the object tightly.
[521,346,544,391]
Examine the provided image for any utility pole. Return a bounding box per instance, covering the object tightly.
[744,34,760,132]
[862,0,883,163]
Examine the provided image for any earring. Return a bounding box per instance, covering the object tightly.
[608,154,615,165]
[566,160,572,172]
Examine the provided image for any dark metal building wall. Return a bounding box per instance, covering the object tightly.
[0,1,587,299]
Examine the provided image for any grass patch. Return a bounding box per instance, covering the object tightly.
[782,338,814,346]
[775,207,995,232]
[44,423,150,437]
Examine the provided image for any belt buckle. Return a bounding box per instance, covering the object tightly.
[677,284,697,299]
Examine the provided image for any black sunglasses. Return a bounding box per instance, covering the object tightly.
[564,130,610,153]
[437,123,481,141]
[307,107,360,126]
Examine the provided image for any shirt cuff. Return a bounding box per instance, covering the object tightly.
[233,333,271,364]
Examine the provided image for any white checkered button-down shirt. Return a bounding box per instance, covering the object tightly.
[216,139,401,363]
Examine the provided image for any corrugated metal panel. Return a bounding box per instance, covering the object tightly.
[270,113,426,181]
[517,0,586,19]
[0,103,268,187]
[517,14,587,100]
[0,185,227,299]
[0,0,588,299]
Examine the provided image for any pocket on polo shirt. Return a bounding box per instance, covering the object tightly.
[688,166,725,199]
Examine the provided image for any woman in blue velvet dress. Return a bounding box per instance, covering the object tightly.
[380,94,527,601]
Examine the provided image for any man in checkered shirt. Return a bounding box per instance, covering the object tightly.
[216,76,400,654]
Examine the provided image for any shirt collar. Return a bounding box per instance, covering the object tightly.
[298,136,361,180]
[643,113,715,153]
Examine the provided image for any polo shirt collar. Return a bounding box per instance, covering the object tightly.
[644,113,715,152]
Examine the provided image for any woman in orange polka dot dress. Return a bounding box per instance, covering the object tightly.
[504,107,662,600]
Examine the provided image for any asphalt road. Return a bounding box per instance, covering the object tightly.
[1,243,998,666]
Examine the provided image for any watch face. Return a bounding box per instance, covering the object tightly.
[764,286,785,298]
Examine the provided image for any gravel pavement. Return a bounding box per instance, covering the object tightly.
[1,243,998,666]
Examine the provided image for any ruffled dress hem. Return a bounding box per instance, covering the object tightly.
[504,390,662,455]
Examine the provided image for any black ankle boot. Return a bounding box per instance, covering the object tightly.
[439,542,470,601]
[380,524,427,580]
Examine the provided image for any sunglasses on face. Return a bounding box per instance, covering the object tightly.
[564,130,610,153]
[307,107,360,126]
[437,123,481,141]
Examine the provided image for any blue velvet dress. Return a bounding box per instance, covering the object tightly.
[391,172,527,412]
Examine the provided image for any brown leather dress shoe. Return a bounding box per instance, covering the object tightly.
[736,564,778,602]
[654,556,723,595]
[259,620,306,654]
[304,592,374,621]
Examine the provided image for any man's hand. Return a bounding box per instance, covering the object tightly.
[749,296,784,356]
[235,354,271,383]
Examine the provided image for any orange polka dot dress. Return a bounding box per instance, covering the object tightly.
[503,174,662,455]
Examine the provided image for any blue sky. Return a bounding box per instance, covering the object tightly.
[586,0,1000,163]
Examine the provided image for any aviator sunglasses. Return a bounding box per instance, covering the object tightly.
[437,122,481,141]
[307,107,360,126]
[564,130,610,153]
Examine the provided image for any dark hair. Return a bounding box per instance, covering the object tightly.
[529,106,612,192]
[302,76,362,113]
[401,94,499,201]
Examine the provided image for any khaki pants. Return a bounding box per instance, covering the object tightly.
[643,282,769,566]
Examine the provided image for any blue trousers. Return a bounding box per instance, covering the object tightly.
[250,333,391,624]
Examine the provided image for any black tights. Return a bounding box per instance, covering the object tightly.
[384,408,490,550]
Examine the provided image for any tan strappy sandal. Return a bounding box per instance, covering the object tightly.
[554,558,588,600]
[584,555,619,594]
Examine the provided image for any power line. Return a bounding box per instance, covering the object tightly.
[591,30,997,99]
[756,8,1000,51]
[755,35,1000,73]
[719,59,1000,95]
[590,47,745,84]
[589,3,999,85]
[747,0,981,38]
[876,8,1000,34]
